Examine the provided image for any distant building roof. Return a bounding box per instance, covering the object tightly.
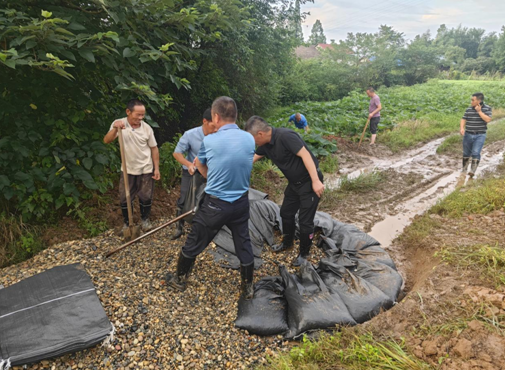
[294,45,320,59]
[316,43,334,50]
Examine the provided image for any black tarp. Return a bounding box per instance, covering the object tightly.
[181,172,206,223]
[0,264,113,368]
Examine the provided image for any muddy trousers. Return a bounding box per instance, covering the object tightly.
[462,132,486,176]
[119,172,155,225]
[181,192,254,266]
[280,170,324,237]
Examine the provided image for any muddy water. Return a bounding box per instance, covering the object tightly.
[328,137,505,249]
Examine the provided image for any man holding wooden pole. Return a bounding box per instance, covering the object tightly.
[366,87,382,145]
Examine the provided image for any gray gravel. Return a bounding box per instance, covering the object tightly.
[2,221,325,370]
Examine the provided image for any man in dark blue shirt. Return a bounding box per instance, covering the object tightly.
[288,113,309,132]
[245,116,324,267]
[166,97,256,300]
[458,92,492,184]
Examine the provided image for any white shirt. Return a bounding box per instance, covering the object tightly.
[109,118,157,175]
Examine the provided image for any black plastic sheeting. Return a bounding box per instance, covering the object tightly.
[181,172,206,223]
[0,264,113,369]
[233,199,403,338]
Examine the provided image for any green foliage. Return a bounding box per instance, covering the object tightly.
[261,332,432,370]
[308,19,326,45]
[432,177,505,218]
[319,154,339,173]
[270,80,505,152]
[338,170,386,193]
[159,134,182,190]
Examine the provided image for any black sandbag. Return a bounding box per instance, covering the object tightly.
[235,276,288,336]
[281,263,356,339]
[0,264,112,367]
[319,236,396,270]
[350,260,403,302]
[181,172,206,222]
[318,260,394,323]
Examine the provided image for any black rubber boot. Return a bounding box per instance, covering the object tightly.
[240,263,254,300]
[468,159,480,177]
[140,201,152,221]
[165,251,195,292]
[121,205,129,226]
[462,157,471,173]
[292,232,312,267]
[271,220,295,253]
[171,208,184,240]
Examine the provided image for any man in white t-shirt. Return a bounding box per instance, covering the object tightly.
[104,99,160,231]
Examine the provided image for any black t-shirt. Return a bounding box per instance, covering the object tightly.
[256,128,319,183]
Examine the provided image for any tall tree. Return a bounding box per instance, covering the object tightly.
[290,0,304,43]
[492,27,505,72]
[308,19,326,45]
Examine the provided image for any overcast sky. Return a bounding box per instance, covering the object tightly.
[301,0,505,42]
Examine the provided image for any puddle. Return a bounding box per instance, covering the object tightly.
[370,148,505,249]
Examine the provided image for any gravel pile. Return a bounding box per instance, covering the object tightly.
[2,221,326,370]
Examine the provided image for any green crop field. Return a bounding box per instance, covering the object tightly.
[266,80,505,153]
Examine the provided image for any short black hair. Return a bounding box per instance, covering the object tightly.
[366,87,375,93]
[203,108,212,121]
[245,115,271,135]
[212,96,237,122]
[472,92,484,102]
[127,99,145,111]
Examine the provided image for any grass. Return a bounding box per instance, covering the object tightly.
[382,112,461,153]
[319,154,339,174]
[0,212,45,268]
[250,158,286,202]
[338,170,386,193]
[396,214,441,250]
[260,332,432,370]
[436,243,505,288]
[431,177,505,218]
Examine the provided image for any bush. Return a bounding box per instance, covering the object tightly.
[159,134,182,190]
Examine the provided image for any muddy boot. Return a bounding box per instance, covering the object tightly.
[240,263,254,300]
[468,159,480,178]
[171,209,184,240]
[271,221,295,253]
[165,251,195,292]
[462,157,471,173]
[292,232,312,267]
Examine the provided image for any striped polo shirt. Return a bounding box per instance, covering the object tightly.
[463,104,492,133]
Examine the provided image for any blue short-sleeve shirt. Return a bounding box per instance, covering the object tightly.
[198,124,255,202]
[288,114,308,129]
[174,126,204,169]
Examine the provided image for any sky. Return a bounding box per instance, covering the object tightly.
[301,0,505,42]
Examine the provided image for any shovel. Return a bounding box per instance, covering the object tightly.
[117,127,142,241]
[106,209,195,257]
[358,119,370,148]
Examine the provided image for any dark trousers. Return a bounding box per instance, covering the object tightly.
[119,172,154,222]
[176,169,192,210]
[280,171,323,234]
[182,192,254,265]
[370,117,380,134]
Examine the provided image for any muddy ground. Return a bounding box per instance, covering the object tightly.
[2,128,505,369]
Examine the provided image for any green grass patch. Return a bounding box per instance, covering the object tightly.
[396,214,442,250]
[250,159,286,202]
[260,332,432,370]
[436,244,505,288]
[0,213,45,268]
[339,170,386,193]
[432,177,505,217]
[319,154,339,174]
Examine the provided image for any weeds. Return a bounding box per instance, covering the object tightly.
[432,177,505,217]
[261,332,432,370]
[436,134,461,155]
[436,243,505,288]
[339,170,386,193]
[0,212,44,268]
[397,214,441,250]
[319,154,339,174]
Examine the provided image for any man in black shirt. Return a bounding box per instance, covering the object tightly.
[245,116,324,266]
[459,92,492,183]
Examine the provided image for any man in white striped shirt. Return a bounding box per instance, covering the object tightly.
[459,93,492,182]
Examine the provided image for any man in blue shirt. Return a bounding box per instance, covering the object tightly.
[171,108,216,239]
[166,97,256,300]
[288,113,309,132]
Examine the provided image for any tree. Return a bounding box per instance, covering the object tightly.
[401,31,440,85]
[290,0,304,43]
[308,19,326,45]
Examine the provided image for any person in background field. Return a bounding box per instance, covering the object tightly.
[288,113,309,132]
[458,92,492,185]
[366,87,382,145]
[103,99,160,232]
[165,96,256,300]
[171,108,216,240]
[245,116,324,267]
